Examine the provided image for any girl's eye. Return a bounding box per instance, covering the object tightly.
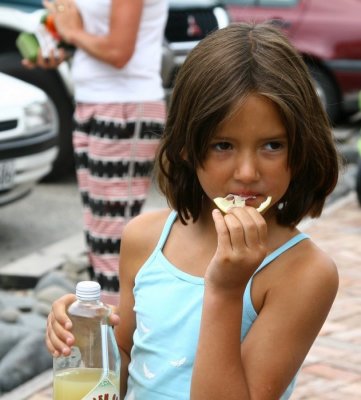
[264,141,284,151]
[212,141,233,151]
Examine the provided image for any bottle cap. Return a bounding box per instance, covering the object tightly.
[76,281,101,301]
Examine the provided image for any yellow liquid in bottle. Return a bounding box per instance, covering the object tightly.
[53,368,119,400]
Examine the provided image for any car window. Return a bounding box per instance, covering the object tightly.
[259,0,298,6]
[170,0,224,6]
[221,0,255,5]
[222,0,298,6]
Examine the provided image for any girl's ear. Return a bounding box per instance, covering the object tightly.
[180,147,188,161]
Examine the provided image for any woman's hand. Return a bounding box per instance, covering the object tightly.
[206,207,267,293]
[22,47,67,70]
[45,293,120,357]
[43,0,83,44]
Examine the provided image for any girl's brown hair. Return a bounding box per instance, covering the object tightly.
[155,22,340,226]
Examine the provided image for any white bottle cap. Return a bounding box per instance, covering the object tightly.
[76,281,101,301]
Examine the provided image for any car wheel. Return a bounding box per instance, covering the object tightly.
[307,63,340,124]
[0,52,74,180]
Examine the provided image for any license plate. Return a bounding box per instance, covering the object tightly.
[0,160,15,190]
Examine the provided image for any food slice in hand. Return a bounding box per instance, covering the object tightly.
[256,196,272,213]
[213,194,247,213]
[213,194,272,213]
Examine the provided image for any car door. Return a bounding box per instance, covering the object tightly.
[223,0,307,38]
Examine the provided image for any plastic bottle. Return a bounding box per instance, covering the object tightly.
[16,12,74,63]
[53,281,121,400]
[41,12,75,53]
[41,13,61,41]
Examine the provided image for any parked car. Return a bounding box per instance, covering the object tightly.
[0,72,58,206]
[221,0,361,123]
[0,0,229,179]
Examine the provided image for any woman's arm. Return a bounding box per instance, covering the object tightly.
[50,0,143,68]
[191,208,338,400]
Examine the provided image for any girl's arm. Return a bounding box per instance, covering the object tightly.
[114,209,172,398]
[114,233,137,399]
[191,208,338,400]
[48,0,143,68]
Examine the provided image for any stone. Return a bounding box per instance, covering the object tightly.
[0,308,20,323]
[34,285,71,306]
[34,270,76,294]
[19,311,47,331]
[0,290,35,312]
[33,300,52,317]
[0,322,28,359]
[0,332,52,393]
[62,253,89,275]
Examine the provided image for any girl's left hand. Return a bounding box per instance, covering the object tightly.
[43,0,83,44]
[206,207,267,293]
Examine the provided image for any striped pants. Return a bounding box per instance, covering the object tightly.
[73,101,166,305]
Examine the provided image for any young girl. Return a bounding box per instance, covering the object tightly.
[46,23,340,399]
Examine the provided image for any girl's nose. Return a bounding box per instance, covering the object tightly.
[233,154,260,183]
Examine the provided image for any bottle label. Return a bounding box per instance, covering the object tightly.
[81,377,119,400]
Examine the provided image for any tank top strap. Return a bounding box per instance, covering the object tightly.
[255,232,310,275]
[154,210,178,251]
[242,232,310,333]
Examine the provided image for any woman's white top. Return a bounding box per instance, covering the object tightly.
[72,0,168,103]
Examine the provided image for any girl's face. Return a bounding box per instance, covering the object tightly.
[197,94,291,213]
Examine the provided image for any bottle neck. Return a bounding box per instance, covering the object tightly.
[77,298,102,305]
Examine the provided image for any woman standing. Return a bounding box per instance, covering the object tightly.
[26,0,168,304]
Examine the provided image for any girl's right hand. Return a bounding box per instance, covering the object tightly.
[206,206,267,293]
[46,293,76,357]
[45,293,120,357]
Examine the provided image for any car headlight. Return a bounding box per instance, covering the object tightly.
[24,100,58,135]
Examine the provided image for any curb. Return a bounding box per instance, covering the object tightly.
[0,231,85,289]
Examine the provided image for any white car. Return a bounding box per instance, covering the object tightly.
[0,72,58,206]
[0,1,229,179]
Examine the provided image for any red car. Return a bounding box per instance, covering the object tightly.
[223,0,361,123]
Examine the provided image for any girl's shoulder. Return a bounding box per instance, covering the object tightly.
[121,208,173,264]
[291,236,338,278]
[269,226,338,283]
[254,231,338,312]
[271,234,339,302]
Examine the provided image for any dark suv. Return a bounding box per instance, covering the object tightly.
[0,0,229,179]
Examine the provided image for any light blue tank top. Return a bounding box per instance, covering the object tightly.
[125,211,309,399]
